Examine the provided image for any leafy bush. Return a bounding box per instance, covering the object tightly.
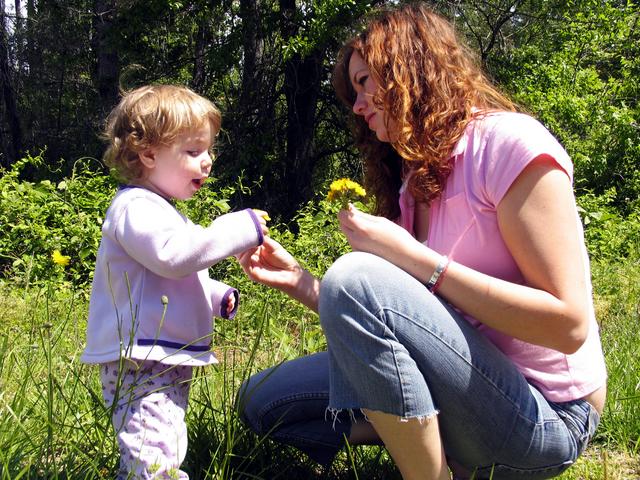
[0,155,238,290]
[503,3,640,214]
[577,190,640,262]
[0,154,115,289]
[3,153,637,292]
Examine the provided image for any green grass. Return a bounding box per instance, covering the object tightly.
[0,256,638,479]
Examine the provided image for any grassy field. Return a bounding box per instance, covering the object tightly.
[0,256,638,479]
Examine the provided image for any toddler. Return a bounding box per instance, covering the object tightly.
[81,85,268,479]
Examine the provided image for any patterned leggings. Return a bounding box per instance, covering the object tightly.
[101,360,192,480]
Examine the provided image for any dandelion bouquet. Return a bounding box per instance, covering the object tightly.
[327,178,366,209]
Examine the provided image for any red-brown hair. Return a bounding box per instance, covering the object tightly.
[333,3,516,218]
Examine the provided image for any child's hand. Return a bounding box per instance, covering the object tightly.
[252,209,270,236]
[226,293,236,315]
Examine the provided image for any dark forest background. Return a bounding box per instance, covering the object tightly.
[0,4,639,478]
[1,0,639,221]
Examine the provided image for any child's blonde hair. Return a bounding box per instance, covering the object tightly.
[103,85,221,182]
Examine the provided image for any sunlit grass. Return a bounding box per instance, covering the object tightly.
[0,255,638,479]
[557,447,640,480]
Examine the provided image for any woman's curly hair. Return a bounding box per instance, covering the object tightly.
[102,84,221,183]
[332,3,516,219]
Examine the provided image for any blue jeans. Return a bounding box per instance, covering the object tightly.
[238,252,600,479]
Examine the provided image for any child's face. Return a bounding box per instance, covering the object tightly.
[139,124,213,200]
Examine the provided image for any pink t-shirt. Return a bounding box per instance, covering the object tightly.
[398,111,606,402]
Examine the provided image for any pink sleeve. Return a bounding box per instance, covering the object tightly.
[481,113,573,207]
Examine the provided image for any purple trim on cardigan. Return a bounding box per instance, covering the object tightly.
[221,288,239,319]
[137,339,211,351]
[119,185,173,205]
[245,208,264,245]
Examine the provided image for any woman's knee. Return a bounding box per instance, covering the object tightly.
[236,353,332,436]
[319,252,389,334]
[320,252,381,310]
[321,252,378,293]
[236,368,274,435]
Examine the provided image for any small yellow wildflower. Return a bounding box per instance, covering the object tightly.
[253,209,271,222]
[327,178,366,208]
[52,249,70,267]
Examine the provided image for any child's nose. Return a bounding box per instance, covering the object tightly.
[202,152,212,169]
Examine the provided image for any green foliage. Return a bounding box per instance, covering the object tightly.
[578,190,640,261]
[0,286,116,478]
[590,259,640,453]
[0,155,239,291]
[0,155,116,290]
[502,1,640,213]
[281,0,375,59]
[3,0,639,223]
[176,178,234,225]
[283,198,351,277]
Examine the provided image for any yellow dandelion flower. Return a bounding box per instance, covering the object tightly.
[253,210,271,222]
[52,249,70,267]
[327,178,366,208]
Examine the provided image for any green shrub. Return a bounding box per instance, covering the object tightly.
[0,155,240,291]
[577,190,640,262]
[0,155,115,290]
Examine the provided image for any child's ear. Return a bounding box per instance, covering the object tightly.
[139,149,156,169]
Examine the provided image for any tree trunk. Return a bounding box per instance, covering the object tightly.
[229,0,280,210]
[191,18,208,90]
[239,0,263,109]
[0,1,23,167]
[282,50,321,217]
[279,0,322,218]
[24,0,41,89]
[92,0,119,116]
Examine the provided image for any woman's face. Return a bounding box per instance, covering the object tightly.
[348,51,395,143]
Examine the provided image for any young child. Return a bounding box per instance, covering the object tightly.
[81,84,268,479]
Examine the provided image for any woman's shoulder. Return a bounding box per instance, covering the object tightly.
[463,110,573,200]
[472,110,549,138]
[471,110,568,163]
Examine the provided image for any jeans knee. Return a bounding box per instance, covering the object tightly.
[319,252,383,335]
[236,376,267,435]
[320,252,377,299]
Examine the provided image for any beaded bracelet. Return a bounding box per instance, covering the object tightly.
[426,255,450,293]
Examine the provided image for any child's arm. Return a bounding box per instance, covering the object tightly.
[111,193,265,278]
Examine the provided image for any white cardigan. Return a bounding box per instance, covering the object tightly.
[81,187,263,366]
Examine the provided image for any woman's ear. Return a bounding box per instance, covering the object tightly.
[139,148,156,169]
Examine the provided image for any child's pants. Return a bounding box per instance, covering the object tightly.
[101,360,193,480]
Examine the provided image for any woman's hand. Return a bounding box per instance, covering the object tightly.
[237,236,300,288]
[237,236,320,311]
[338,204,426,268]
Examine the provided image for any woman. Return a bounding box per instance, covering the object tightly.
[236,4,606,479]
